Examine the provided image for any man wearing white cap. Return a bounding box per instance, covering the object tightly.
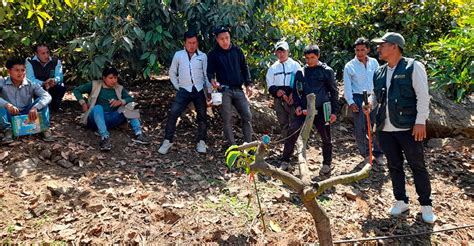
[368,32,435,223]
[266,40,302,138]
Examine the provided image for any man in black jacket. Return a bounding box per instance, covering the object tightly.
[281,45,339,173]
[207,27,253,146]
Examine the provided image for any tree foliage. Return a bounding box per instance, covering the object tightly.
[0,0,471,100]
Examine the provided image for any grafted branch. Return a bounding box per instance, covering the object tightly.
[239,93,372,246]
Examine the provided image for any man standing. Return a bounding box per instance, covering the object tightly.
[343,37,384,164]
[159,31,209,154]
[370,32,435,223]
[26,44,66,112]
[207,26,253,146]
[266,40,301,138]
[0,57,52,144]
[281,45,339,173]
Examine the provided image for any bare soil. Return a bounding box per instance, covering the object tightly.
[0,80,473,244]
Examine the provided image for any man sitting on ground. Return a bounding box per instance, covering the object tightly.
[72,67,150,151]
[0,57,53,144]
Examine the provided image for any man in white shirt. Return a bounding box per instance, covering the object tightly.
[266,40,301,138]
[343,38,384,164]
[368,32,435,224]
[159,30,209,154]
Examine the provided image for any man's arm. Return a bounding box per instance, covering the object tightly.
[168,52,180,90]
[343,64,354,105]
[202,53,212,92]
[266,67,279,97]
[239,48,252,86]
[32,84,52,110]
[72,82,93,105]
[206,51,216,82]
[25,60,44,86]
[412,61,430,125]
[120,88,134,105]
[327,68,340,114]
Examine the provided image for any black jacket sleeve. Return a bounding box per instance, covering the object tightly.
[206,51,216,82]
[326,67,340,114]
[238,48,252,86]
[293,70,305,108]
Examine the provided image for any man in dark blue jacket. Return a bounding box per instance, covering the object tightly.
[207,27,254,146]
[281,45,339,173]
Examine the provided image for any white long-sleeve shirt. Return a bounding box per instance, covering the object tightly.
[343,56,379,105]
[266,58,302,89]
[371,61,430,131]
[168,49,209,92]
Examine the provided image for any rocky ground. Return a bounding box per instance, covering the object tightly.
[0,80,473,244]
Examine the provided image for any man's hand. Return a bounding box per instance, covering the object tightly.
[412,124,426,141]
[211,79,219,88]
[349,103,359,113]
[246,85,253,98]
[81,103,89,112]
[295,106,302,116]
[276,89,285,98]
[287,93,293,105]
[43,79,55,89]
[109,99,123,108]
[28,107,38,121]
[330,113,337,124]
[5,103,19,115]
[362,102,371,114]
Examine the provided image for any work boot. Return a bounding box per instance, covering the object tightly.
[320,164,332,175]
[1,130,13,144]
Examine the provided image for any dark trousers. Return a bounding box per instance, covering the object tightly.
[47,83,66,111]
[274,97,295,138]
[377,130,432,206]
[351,94,383,158]
[164,87,207,142]
[282,107,332,165]
[221,88,252,145]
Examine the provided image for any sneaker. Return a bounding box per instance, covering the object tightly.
[132,133,150,145]
[196,140,207,153]
[1,130,13,144]
[320,164,332,175]
[421,206,436,224]
[100,137,112,151]
[280,161,290,171]
[158,139,173,154]
[41,129,54,142]
[389,200,409,216]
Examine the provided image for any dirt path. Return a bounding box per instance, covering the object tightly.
[1,81,473,244]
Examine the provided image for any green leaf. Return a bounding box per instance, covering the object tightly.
[269,220,282,232]
[225,150,242,170]
[140,52,150,60]
[149,53,156,66]
[37,16,44,30]
[64,0,73,8]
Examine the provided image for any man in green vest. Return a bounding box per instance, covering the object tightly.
[368,32,435,223]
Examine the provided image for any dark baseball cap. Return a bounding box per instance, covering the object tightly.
[372,32,405,49]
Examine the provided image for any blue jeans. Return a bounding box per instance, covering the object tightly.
[352,94,383,158]
[0,98,50,130]
[87,105,142,138]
